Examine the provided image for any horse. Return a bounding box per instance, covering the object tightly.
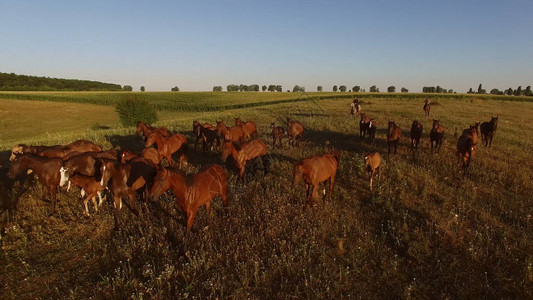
[148,165,228,232]
[197,125,219,152]
[10,140,102,161]
[216,121,246,144]
[7,154,65,214]
[480,116,498,147]
[66,173,105,216]
[235,117,257,140]
[462,123,480,146]
[359,113,371,140]
[430,119,445,153]
[423,98,431,117]
[364,152,381,191]
[293,151,340,207]
[367,119,377,144]
[387,121,402,154]
[410,120,423,150]
[287,118,304,148]
[100,158,157,230]
[270,122,285,149]
[221,139,268,182]
[193,121,216,150]
[350,102,361,117]
[120,148,161,165]
[145,132,187,168]
[457,133,476,177]
[136,122,171,139]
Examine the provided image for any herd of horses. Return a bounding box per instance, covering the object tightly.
[0,100,500,232]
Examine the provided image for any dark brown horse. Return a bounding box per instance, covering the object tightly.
[293,151,340,207]
[410,120,423,150]
[430,119,445,152]
[367,119,377,144]
[287,118,304,148]
[10,140,102,161]
[359,113,371,140]
[387,121,402,154]
[235,117,257,140]
[221,139,268,181]
[8,154,64,213]
[270,122,285,148]
[216,121,246,144]
[145,132,187,168]
[480,116,498,147]
[148,164,228,231]
[197,125,219,152]
[100,158,157,230]
[423,98,430,117]
[193,121,216,150]
[457,132,477,177]
[462,123,479,146]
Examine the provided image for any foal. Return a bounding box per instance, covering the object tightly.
[270,122,285,149]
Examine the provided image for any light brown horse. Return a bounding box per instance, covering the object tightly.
[148,164,228,231]
[387,121,402,154]
[67,173,105,216]
[423,98,430,117]
[120,148,161,165]
[136,122,171,139]
[293,151,340,207]
[235,117,257,140]
[8,154,64,213]
[430,119,445,152]
[216,121,246,144]
[287,118,304,148]
[270,122,285,148]
[145,132,187,168]
[410,120,423,150]
[100,158,157,230]
[364,152,381,191]
[221,139,267,181]
[480,116,498,147]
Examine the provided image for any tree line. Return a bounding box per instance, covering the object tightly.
[0,72,123,91]
[467,84,532,96]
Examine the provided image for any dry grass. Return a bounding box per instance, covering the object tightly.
[0,94,532,298]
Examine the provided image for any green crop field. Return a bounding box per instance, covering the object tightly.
[0,92,532,298]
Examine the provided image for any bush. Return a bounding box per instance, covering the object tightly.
[115,96,158,127]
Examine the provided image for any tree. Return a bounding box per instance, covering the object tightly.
[248,84,260,92]
[267,85,276,92]
[387,86,396,93]
[477,83,483,94]
[352,86,360,92]
[524,86,532,96]
[140,86,145,92]
[171,86,180,92]
[401,87,408,93]
[333,85,338,92]
[515,86,522,96]
[276,85,282,92]
[213,86,222,92]
[369,85,377,92]
[262,85,267,92]
[293,85,304,92]
[227,84,239,92]
[468,88,473,93]
[490,88,500,95]
[123,85,133,91]
[436,86,443,93]
[115,95,157,127]
[339,85,347,92]
[317,86,323,92]
[506,88,513,95]
[448,89,453,93]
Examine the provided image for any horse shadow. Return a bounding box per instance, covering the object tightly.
[107,134,145,153]
[303,128,384,155]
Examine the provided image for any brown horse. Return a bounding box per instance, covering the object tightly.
[136,122,171,139]
[410,120,423,150]
[293,151,340,207]
[221,139,268,181]
[120,148,160,165]
[270,122,285,148]
[387,121,402,154]
[430,119,445,152]
[148,164,228,231]
[193,121,216,150]
[8,154,64,213]
[10,140,101,161]
[462,123,479,146]
[197,125,219,152]
[67,173,105,216]
[216,121,246,144]
[100,158,157,230]
[367,119,377,144]
[145,132,187,168]
[359,113,371,140]
[235,117,257,140]
[287,118,304,148]
[423,98,430,117]
[457,132,476,177]
[480,116,498,147]
[364,152,381,191]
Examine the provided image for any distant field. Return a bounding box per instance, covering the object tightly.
[1,92,532,298]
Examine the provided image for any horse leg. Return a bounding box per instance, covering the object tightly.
[310,185,318,207]
[221,185,228,207]
[49,185,57,214]
[369,170,374,191]
[394,141,398,154]
[186,209,197,231]
[328,176,334,202]
[113,196,122,230]
[97,191,104,207]
[387,141,391,154]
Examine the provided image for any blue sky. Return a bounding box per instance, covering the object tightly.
[1,0,532,92]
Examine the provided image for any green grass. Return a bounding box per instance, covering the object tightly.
[0,93,532,298]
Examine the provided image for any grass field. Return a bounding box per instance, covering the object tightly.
[0,92,532,298]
